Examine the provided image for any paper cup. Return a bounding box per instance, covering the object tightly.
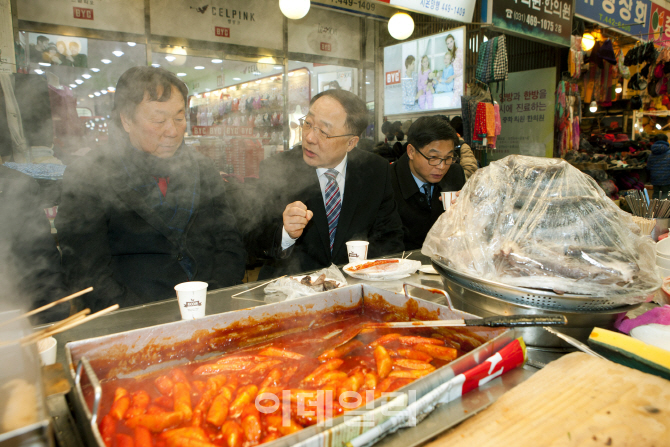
[174,281,208,320]
[441,191,456,211]
[37,336,57,366]
[346,241,369,263]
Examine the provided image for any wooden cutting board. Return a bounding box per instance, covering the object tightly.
[426,352,670,447]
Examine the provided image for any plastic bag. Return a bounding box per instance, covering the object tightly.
[264,264,348,302]
[422,155,661,304]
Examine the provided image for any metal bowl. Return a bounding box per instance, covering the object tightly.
[432,259,642,348]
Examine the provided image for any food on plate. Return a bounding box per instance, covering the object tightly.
[423,155,660,300]
[293,274,339,291]
[94,315,488,446]
[346,259,400,272]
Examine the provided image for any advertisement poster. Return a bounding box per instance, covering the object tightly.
[18,0,144,35]
[575,0,650,38]
[376,0,477,23]
[288,7,362,60]
[27,33,89,68]
[490,67,556,161]
[318,71,353,92]
[384,27,465,115]
[649,2,670,47]
[489,0,573,46]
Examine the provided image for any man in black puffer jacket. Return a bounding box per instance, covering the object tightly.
[648,134,670,199]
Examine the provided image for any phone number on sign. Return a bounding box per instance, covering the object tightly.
[329,0,376,10]
[506,9,563,33]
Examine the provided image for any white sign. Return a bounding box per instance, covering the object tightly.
[18,0,144,35]
[289,7,362,60]
[150,0,283,51]
[382,0,476,23]
[312,0,396,19]
[0,0,15,74]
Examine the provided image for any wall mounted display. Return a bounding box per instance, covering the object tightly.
[383,27,465,115]
[318,70,353,92]
[27,33,89,68]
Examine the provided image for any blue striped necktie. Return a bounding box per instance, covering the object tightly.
[324,169,341,252]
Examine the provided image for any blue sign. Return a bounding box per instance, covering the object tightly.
[575,0,651,37]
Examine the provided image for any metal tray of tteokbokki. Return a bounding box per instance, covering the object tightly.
[65,284,517,447]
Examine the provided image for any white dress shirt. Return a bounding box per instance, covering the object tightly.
[281,155,348,249]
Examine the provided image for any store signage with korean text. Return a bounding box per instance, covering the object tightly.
[487,0,573,46]
[649,2,670,47]
[151,0,283,51]
[192,126,254,137]
[490,67,556,161]
[18,0,144,34]
[575,0,650,37]
[375,0,476,23]
[288,7,361,60]
[312,0,396,19]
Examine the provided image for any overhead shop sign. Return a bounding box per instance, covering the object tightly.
[575,0,650,38]
[650,2,670,47]
[375,0,477,23]
[17,0,145,35]
[311,0,396,20]
[288,7,362,60]
[150,0,283,51]
[483,0,573,46]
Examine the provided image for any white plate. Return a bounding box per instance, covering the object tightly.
[343,258,406,277]
[290,275,345,288]
[418,265,438,275]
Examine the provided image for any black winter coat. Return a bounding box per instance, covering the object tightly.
[390,153,466,250]
[55,145,247,312]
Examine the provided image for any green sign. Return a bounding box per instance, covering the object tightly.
[489,67,556,162]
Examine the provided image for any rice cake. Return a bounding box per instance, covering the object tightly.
[426,352,670,447]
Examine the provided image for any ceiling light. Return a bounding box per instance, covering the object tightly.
[75,79,84,84]
[233,77,241,80]
[101,59,112,64]
[256,80,262,84]
[91,67,100,72]
[366,82,370,84]
[212,59,223,63]
[165,55,176,62]
[38,62,50,66]
[194,66,205,70]
[112,50,124,57]
[242,83,248,88]
[69,84,77,88]
[582,33,596,51]
[274,66,283,70]
[108,86,116,92]
[657,123,663,130]
[388,12,414,40]
[127,42,136,47]
[94,92,101,96]
[279,0,310,19]
[177,73,187,77]
[151,63,160,67]
[258,57,276,64]
[288,72,294,77]
[34,69,44,74]
[82,73,91,79]
[101,90,108,94]
[589,101,597,113]
[89,94,94,98]
[615,83,622,94]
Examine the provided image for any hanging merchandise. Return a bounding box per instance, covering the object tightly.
[475,35,508,84]
[466,83,501,150]
[569,36,583,79]
[556,80,581,157]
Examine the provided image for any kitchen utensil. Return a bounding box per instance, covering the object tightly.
[543,326,606,359]
[369,315,567,329]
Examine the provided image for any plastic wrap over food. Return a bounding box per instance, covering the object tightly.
[422,155,661,303]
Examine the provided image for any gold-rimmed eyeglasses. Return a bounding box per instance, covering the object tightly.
[299,117,356,141]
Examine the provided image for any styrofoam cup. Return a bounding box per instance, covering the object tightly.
[37,336,57,366]
[346,241,369,263]
[441,191,456,211]
[174,281,208,319]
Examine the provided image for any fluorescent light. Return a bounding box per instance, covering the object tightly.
[151,63,160,67]
[256,80,262,84]
[657,123,662,130]
[91,68,100,72]
[233,77,241,81]
[82,74,91,79]
[242,83,248,88]
[108,86,116,92]
[165,55,176,62]
[101,59,112,64]
[212,59,223,63]
[194,66,205,70]
[69,84,76,88]
[38,62,51,66]
[366,82,370,84]
[94,92,101,96]
[101,90,108,94]
[274,66,283,70]
[177,73,187,77]
[127,42,136,47]
[112,51,124,57]
[75,79,84,84]
[88,94,94,98]
[34,69,44,74]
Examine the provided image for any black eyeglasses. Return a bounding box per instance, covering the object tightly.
[415,148,456,166]
[299,117,356,141]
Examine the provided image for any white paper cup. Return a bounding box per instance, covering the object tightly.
[174,281,208,320]
[346,241,369,263]
[37,336,57,366]
[441,191,457,211]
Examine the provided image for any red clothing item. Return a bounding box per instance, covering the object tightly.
[473,102,488,141]
[153,177,170,197]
